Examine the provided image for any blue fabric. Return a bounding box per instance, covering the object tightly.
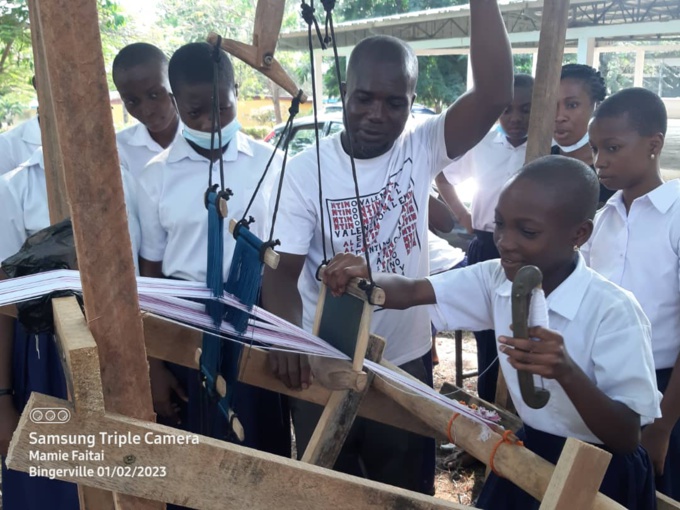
[468,230,500,403]
[2,321,79,510]
[476,425,657,510]
[655,367,680,500]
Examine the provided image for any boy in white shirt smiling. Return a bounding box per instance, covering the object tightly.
[322,156,660,509]
[585,87,680,500]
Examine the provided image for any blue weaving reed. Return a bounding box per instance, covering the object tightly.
[225,224,266,333]
[205,188,225,327]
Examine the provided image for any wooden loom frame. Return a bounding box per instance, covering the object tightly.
[3,0,680,509]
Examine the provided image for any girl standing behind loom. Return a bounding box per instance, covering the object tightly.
[585,87,680,500]
[322,155,660,510]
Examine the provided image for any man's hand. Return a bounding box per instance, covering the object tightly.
[267,351,312,390]
[499,326,577,382]
[0,396,19,457]
[641,421,671,475]
[322,253,370,297]
[149,359,187,425]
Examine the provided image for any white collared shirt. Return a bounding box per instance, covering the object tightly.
[0,116,42,176]
[0,148,141,273]
[583,180,680,370]
[136,132,282,283]
[441,129,526,232]
[428,255,661,443]
[428,232,465,275]
[116,122,182,178]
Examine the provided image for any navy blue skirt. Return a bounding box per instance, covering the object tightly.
[2,321,79,510]
[656,367,680,500]
[476,425,656,510]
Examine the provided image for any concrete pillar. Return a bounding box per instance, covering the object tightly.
[313,50,324,105]
[466,52,473,90]
[577,37,596,66]
[531,48,539,76]
[634,48,645,87]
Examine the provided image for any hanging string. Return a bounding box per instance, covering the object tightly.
[321,0,375,288]
[302,0,329,265]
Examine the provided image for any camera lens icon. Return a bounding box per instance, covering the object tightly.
[30,408,71,424]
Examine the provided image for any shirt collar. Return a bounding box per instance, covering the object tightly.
[167,131,253,164]
[25,147,44,169]
[493,129,527,150]
[495,253,591,321]
[601,179,680,216]
[126,121,183,150]
[22,116,42,145]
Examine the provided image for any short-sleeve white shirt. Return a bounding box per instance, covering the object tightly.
[428,255,661,443]
[428,232,465,275]
[441,129,526,232]
[0,148,141,273]
[583,180,680,370]
[136,132,282,283]
[116,122,182,178]
[0,117,42,176]
[272,114,452,365]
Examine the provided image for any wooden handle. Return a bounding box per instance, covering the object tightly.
[317,266,386,306]
[309,356,368,391]
[228,219,280,270]
[195,348,228,398]
[511,265,550,409]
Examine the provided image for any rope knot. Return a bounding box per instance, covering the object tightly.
[289,90,303,116]
[321,0,336,13]
[300,2,316,25]
[489,430,524,477]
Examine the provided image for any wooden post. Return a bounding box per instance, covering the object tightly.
[524,0,571,163]
[26,1,159,508]
[539,438,611,510]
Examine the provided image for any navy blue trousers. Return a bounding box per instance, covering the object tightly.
[476,425,657,510]
[2,322,79,510]
[656,367,680,500]
[468,230,500,403]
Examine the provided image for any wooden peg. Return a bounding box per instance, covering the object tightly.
[229,218,280,270]
[308,356,368,391]
[195,348,228,397]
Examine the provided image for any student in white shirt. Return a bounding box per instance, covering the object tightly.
[0,148,141,510]
[585,87,680,500]
[436,74,533,403]
[263,2,513,494]
[0,116,41,176]
[113,43,181,177]
[136,43,288,478]
[322,156,660,510]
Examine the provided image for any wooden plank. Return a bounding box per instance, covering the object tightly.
[301,335,385,467]
[27,1,159,508]
[26,0,69,223]
[539,438,611,510]
[52,297,104,414]
[143,313,202,368]
[440,382,522,433]
[524,0,571,163]
[0,304,17,318]
[253,0,284,67]
[658,492,680,510]
[371,375,625,510]
[8,393,471,510]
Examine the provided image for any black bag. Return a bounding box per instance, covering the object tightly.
[2,218,80,333]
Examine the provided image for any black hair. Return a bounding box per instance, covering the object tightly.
[112,43,168,77]
[168,42,235,98]
[347,35,418,90]
[560,64,607,104]
[516,155,599,222]
[593,87,667,137]
[514,74,534,89]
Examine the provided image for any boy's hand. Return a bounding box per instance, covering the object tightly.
[0,396,19,457]
[267,351,312,390]
[149,360,187,425]
[499,326,576,382]
[641,422,671,475]
[323,253,370,297]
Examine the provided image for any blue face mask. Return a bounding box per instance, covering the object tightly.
[183,118,241,150]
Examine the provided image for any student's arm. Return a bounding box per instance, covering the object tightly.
[435,172,472,234]
[261,253,312,389]
[428,195,456,233]
[501,327,642,453]
[443,0,513,159]
[323,253,436,310]
[642,353,680,474]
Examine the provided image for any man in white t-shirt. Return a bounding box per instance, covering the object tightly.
[262,0,512,494]
[435,73,533,402]
[0,116,41,177]
[113,43,181,177]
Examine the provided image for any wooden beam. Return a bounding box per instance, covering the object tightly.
[658,492,680,510]
[253,0,285,68]
[8,393,470,510]
[524,0,571,163]
[439,382,522,433]
[539,438,610,510]
[27,1,158,508]
[301,335,385,467]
